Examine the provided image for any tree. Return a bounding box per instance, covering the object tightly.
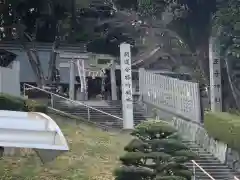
[114,120,196,180]
[0,0,72,87]
[111,0,212,82]
[114,0,240,110]
[1,0,131,86]
[212,0,240,110]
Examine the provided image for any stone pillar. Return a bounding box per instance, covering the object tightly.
[13,61,21,97]
[110,60,117,100]
[209,37,222,112]
[120,43,134,129]
[138,68,144,102]
[69,60,75,100]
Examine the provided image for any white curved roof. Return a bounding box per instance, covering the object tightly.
[0,110,69,163]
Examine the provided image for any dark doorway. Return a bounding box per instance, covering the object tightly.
[87,77,102,99]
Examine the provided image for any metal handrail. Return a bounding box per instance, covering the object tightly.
[234,176,240,180]
[192,160,215,180]
[23,83,123,120]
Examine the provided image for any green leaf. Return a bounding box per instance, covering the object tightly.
[145,152,171,160]
[156,175,187,180]
[148,139,188,152]
[173,150,197,159]
[119,152,145,165]
[114,165,155,180]
[132,120,177,139]
[124,138,148,152]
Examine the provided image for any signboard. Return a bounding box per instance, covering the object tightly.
[209,37,222,112]
[120,43,134,129]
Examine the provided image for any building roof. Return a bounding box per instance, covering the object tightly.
[0,41,87,53]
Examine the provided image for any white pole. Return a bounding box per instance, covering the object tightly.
[120,43,134,129]
[77,60,84,93]
[110,60,117,100]
[209,36,222,112]
[77,59,87,100]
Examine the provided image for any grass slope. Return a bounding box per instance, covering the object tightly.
[0,114,131,180]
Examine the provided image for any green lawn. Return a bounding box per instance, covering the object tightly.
[0,114,131,180]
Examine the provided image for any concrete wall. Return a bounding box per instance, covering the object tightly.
[0,61,20,97]
[9,50,52,83]
[143,102,240,172]
[7,50,83,84]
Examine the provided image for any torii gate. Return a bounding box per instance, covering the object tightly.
[57,51,117,100]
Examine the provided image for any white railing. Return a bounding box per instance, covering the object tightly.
[23,83,123,127]
[139,68,201,123]
[192,160,215,180]
[234,176,240,180]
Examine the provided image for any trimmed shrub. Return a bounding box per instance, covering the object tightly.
[26,99,47,113]
[0,93,27,111]
[0,93,47,113]
[114,120,196,180]
[204,112,240,152]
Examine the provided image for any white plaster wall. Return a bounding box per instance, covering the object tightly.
[0,61,20,97]
[171,117,227,163]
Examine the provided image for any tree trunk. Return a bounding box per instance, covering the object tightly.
[47,26,60,85]
[195,40,210,84]
[223,50,240,110]
[24,48,45,87]
[223,56,240,110]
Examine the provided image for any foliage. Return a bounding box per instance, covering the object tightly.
[211,0,240,109]
[115,0,216,51]
[112,0,219,82]
[114,120,196,180]
[0,93,47,113]
[0,93,27,111]
[204,112,240,152]
[25,99,47,113]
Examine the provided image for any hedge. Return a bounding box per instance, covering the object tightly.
[204,112,240,152]
[0,93,47,113]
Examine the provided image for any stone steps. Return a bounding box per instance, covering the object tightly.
[183,140,236,180]
[53,100,148,128]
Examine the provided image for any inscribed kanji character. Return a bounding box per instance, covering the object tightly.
[125,90,132,96]
[125,67,131,72]
[126,97,132,101]
[124,59,130,65]
[213,58,219,64]
[125,74,131,80]
[124,52,130,57]
[214,84,221,92]
[215,97,221,103]
[125,83,131,88]
[214,70,220,77]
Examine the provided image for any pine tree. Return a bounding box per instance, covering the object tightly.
[114,120,196,180]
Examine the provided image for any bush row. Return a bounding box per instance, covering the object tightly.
[204,112,240,152]
[0,93,47,113]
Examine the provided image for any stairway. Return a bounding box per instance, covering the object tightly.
[51,98,238,179]
[53,100,148,128]
[183,140,236,180]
